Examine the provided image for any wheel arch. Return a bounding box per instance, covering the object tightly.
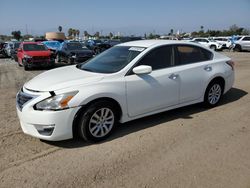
[72,97,123,138]
[204,76,225,99]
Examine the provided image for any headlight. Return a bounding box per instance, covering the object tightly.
[24,54,32,58]
[35,91,78,111]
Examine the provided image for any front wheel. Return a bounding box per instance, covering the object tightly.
[210,45,216,51]
[78,101,118,142]
[204,82,223,107]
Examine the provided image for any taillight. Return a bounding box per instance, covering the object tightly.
[226,60,235,71]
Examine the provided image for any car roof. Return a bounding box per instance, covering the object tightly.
[117,39,204,48]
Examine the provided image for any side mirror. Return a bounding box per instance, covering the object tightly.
[17,48,22,52]
[133,65,152,75]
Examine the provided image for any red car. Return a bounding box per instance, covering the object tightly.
[17,42,55,70]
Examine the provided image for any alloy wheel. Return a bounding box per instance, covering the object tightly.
[208,84,222,105]
[88,108,115,138]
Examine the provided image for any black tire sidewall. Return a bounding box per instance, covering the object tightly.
[78,101,118,142]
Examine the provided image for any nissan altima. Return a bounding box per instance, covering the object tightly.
[16,40,235,142]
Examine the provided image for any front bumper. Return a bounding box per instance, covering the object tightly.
[23,58,55,67]
[16,89,81,141]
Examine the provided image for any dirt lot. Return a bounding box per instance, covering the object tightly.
[0,52,250,188]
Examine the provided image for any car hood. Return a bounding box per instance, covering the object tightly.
[68,49,93,55]
[25,51,51,57]
[24,65,104,91]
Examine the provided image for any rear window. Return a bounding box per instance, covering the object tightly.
[175,45,213,65]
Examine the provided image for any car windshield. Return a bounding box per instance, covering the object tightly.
[14,42,21,49]
[67,43,83,50]
[23,44,47,51]
[44,41,61,48]
[77,46,145,73]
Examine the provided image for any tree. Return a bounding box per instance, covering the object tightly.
[148,33,154,39]
[72,29,76,38]
[11,31,22,41]
[76,30,80,37]
[200,25,204,31]
[68,28,73,37]
[109,32,113,39]
[94,32,100,39]
[84,31,89,38]
[170,29,174,35]
[58,26,62,32]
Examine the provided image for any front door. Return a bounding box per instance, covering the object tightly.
[125,45,179,117]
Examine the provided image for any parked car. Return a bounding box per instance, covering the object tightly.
[56,41,94,64]
[10,41,21,61]
[84,39,111,54]
[17,42,55,70]
[3,42,14,57]
[212,37,232,49]
[42,40,61,58]
[190,38,223,51]
[42,40,61,53]
[233,36,250,52]
[0,42,7,57]
[16,40,235,142]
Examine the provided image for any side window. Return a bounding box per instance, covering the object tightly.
[242,37,250,41]
[136,46,173,70]
[175,45,213,65]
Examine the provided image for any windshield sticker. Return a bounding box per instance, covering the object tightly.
[129,47,145,52]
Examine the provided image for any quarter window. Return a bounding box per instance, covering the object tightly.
[242,37,250,41]
[175,45,212,65]
[136,46,173,70]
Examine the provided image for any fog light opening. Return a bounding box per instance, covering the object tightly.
[34,124,55,136]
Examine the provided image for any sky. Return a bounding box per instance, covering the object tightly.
[0,0,249,36]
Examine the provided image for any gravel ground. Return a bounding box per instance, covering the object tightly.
[0,52,250,188]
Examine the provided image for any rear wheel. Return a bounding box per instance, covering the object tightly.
[234,45,241,52]
[204,81,223,107]
[78,101,118,142]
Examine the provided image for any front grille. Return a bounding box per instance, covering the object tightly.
[16,90,34,110]
[32,56,50,62]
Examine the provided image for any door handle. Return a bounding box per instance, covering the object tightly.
[169,74,179,80]
[204,66,212,72]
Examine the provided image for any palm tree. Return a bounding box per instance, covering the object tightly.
[170,29,174,35]
[109,32,113,39]
[68,28,73,37]
[76,30,80,38]
[72,29,76,39]
[58,26,62,32]
[84,31,89,38]
[200,26,204,31]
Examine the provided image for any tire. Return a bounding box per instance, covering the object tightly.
[234,45,241,52]
[210,45,216,51]
[204,81,223,107]
[55,54,61,63]
[67,57,74,64]
[78,101,118,142]
[23,60,31,71]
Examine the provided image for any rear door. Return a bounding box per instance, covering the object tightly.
[241,37,250,50]
[173,45,214,103]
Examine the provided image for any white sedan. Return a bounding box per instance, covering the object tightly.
[16,40,235,142]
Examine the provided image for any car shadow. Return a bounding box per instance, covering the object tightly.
[44,87,248,148]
